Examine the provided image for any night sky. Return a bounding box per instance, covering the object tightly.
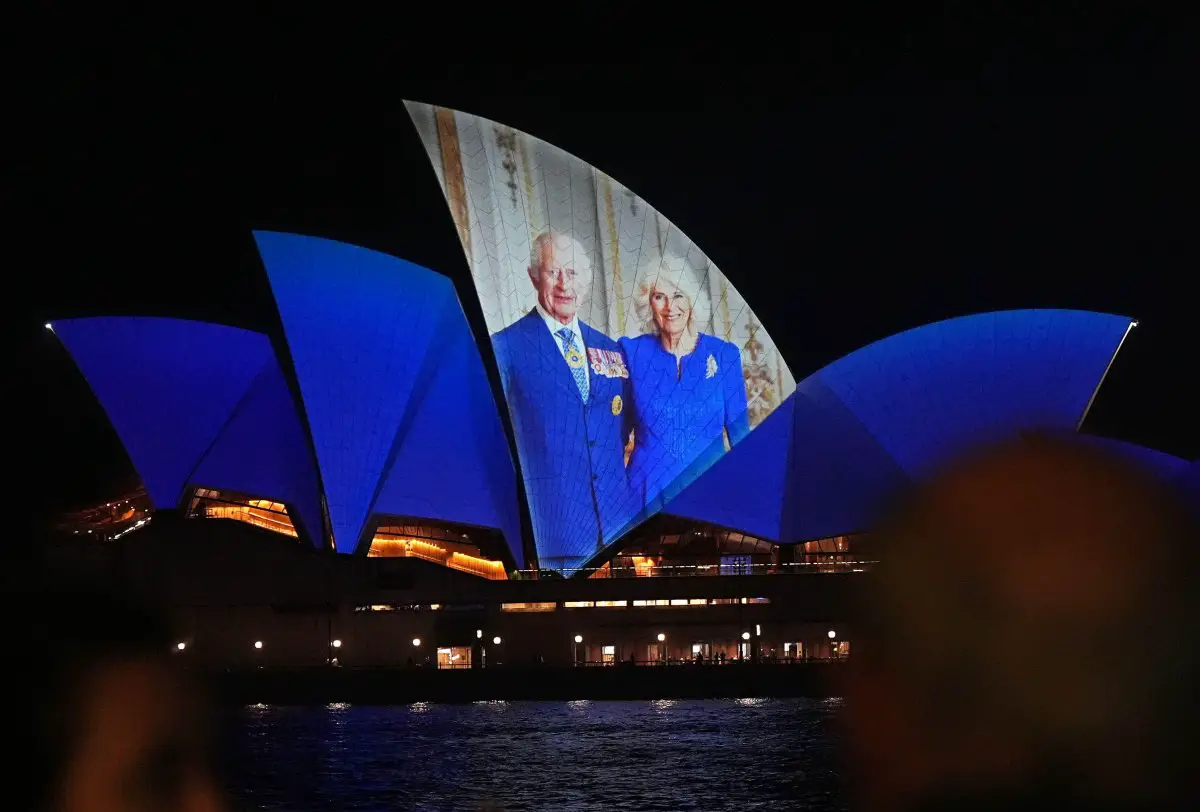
[15,23,1197,535]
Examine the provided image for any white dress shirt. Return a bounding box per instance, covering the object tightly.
[535,303,587,361]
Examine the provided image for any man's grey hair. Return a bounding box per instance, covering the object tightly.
[632,250,713,336]
[528,231,593,278]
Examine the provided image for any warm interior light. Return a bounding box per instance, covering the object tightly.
[201,500,298,538]
[366,536,507,580]
[629,555,656,577]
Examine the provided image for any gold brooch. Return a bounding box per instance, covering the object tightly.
[706,354,718,379]
[565,347,585,369]
[611,395,623,416]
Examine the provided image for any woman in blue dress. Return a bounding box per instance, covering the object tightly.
[619,255,751,515]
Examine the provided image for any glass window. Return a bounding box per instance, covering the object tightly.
[437,646,472,669]
[720,555,752,575]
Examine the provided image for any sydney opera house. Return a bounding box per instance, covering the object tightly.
[45,103,1197,671]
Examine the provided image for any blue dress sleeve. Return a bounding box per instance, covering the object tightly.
[616,337,636,442]
[721,341,750,445]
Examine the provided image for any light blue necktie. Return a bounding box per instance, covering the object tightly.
[556,327,589,402]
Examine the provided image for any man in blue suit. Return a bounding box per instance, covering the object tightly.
[491,231,635,573]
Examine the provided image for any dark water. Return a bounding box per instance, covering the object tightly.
[223,698,848,811]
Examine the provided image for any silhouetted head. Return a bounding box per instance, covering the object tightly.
[844,435,1198,811]
[6,577,226,812]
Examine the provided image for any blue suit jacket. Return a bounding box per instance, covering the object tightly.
[492,311,635,571]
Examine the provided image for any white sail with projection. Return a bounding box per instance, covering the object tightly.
[404,101,795,572]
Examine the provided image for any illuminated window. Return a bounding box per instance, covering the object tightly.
[367,528,507,580]
[630,556,657,577]
[621,598,741,608]
[187,487,298,538]
[720,555,751,575]
[564,601,595,608]
[799,535,858,568]
[602,645,616,665]
[353,604,426,612]
[501,602,557,613]
[437,646,472,669]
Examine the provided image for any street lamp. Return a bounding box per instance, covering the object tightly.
[331,639,342,649]
[476,629,483,639]
[253,640,263,650]
[573,634,582,667]
[741,631,751,640]
[574,634,583,644]
[827,630,837,639]
[656,633,666,665]
[412,638,422,647]
[176,642,186,651]
[492,636,502,646]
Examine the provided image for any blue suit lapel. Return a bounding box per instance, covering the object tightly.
[516,311,582,402]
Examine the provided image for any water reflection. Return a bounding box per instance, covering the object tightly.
[471,700,509,711]
[223,699,845,811]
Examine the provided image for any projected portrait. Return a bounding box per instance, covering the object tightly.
[404,101,795,572]
[620,250,751,515]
